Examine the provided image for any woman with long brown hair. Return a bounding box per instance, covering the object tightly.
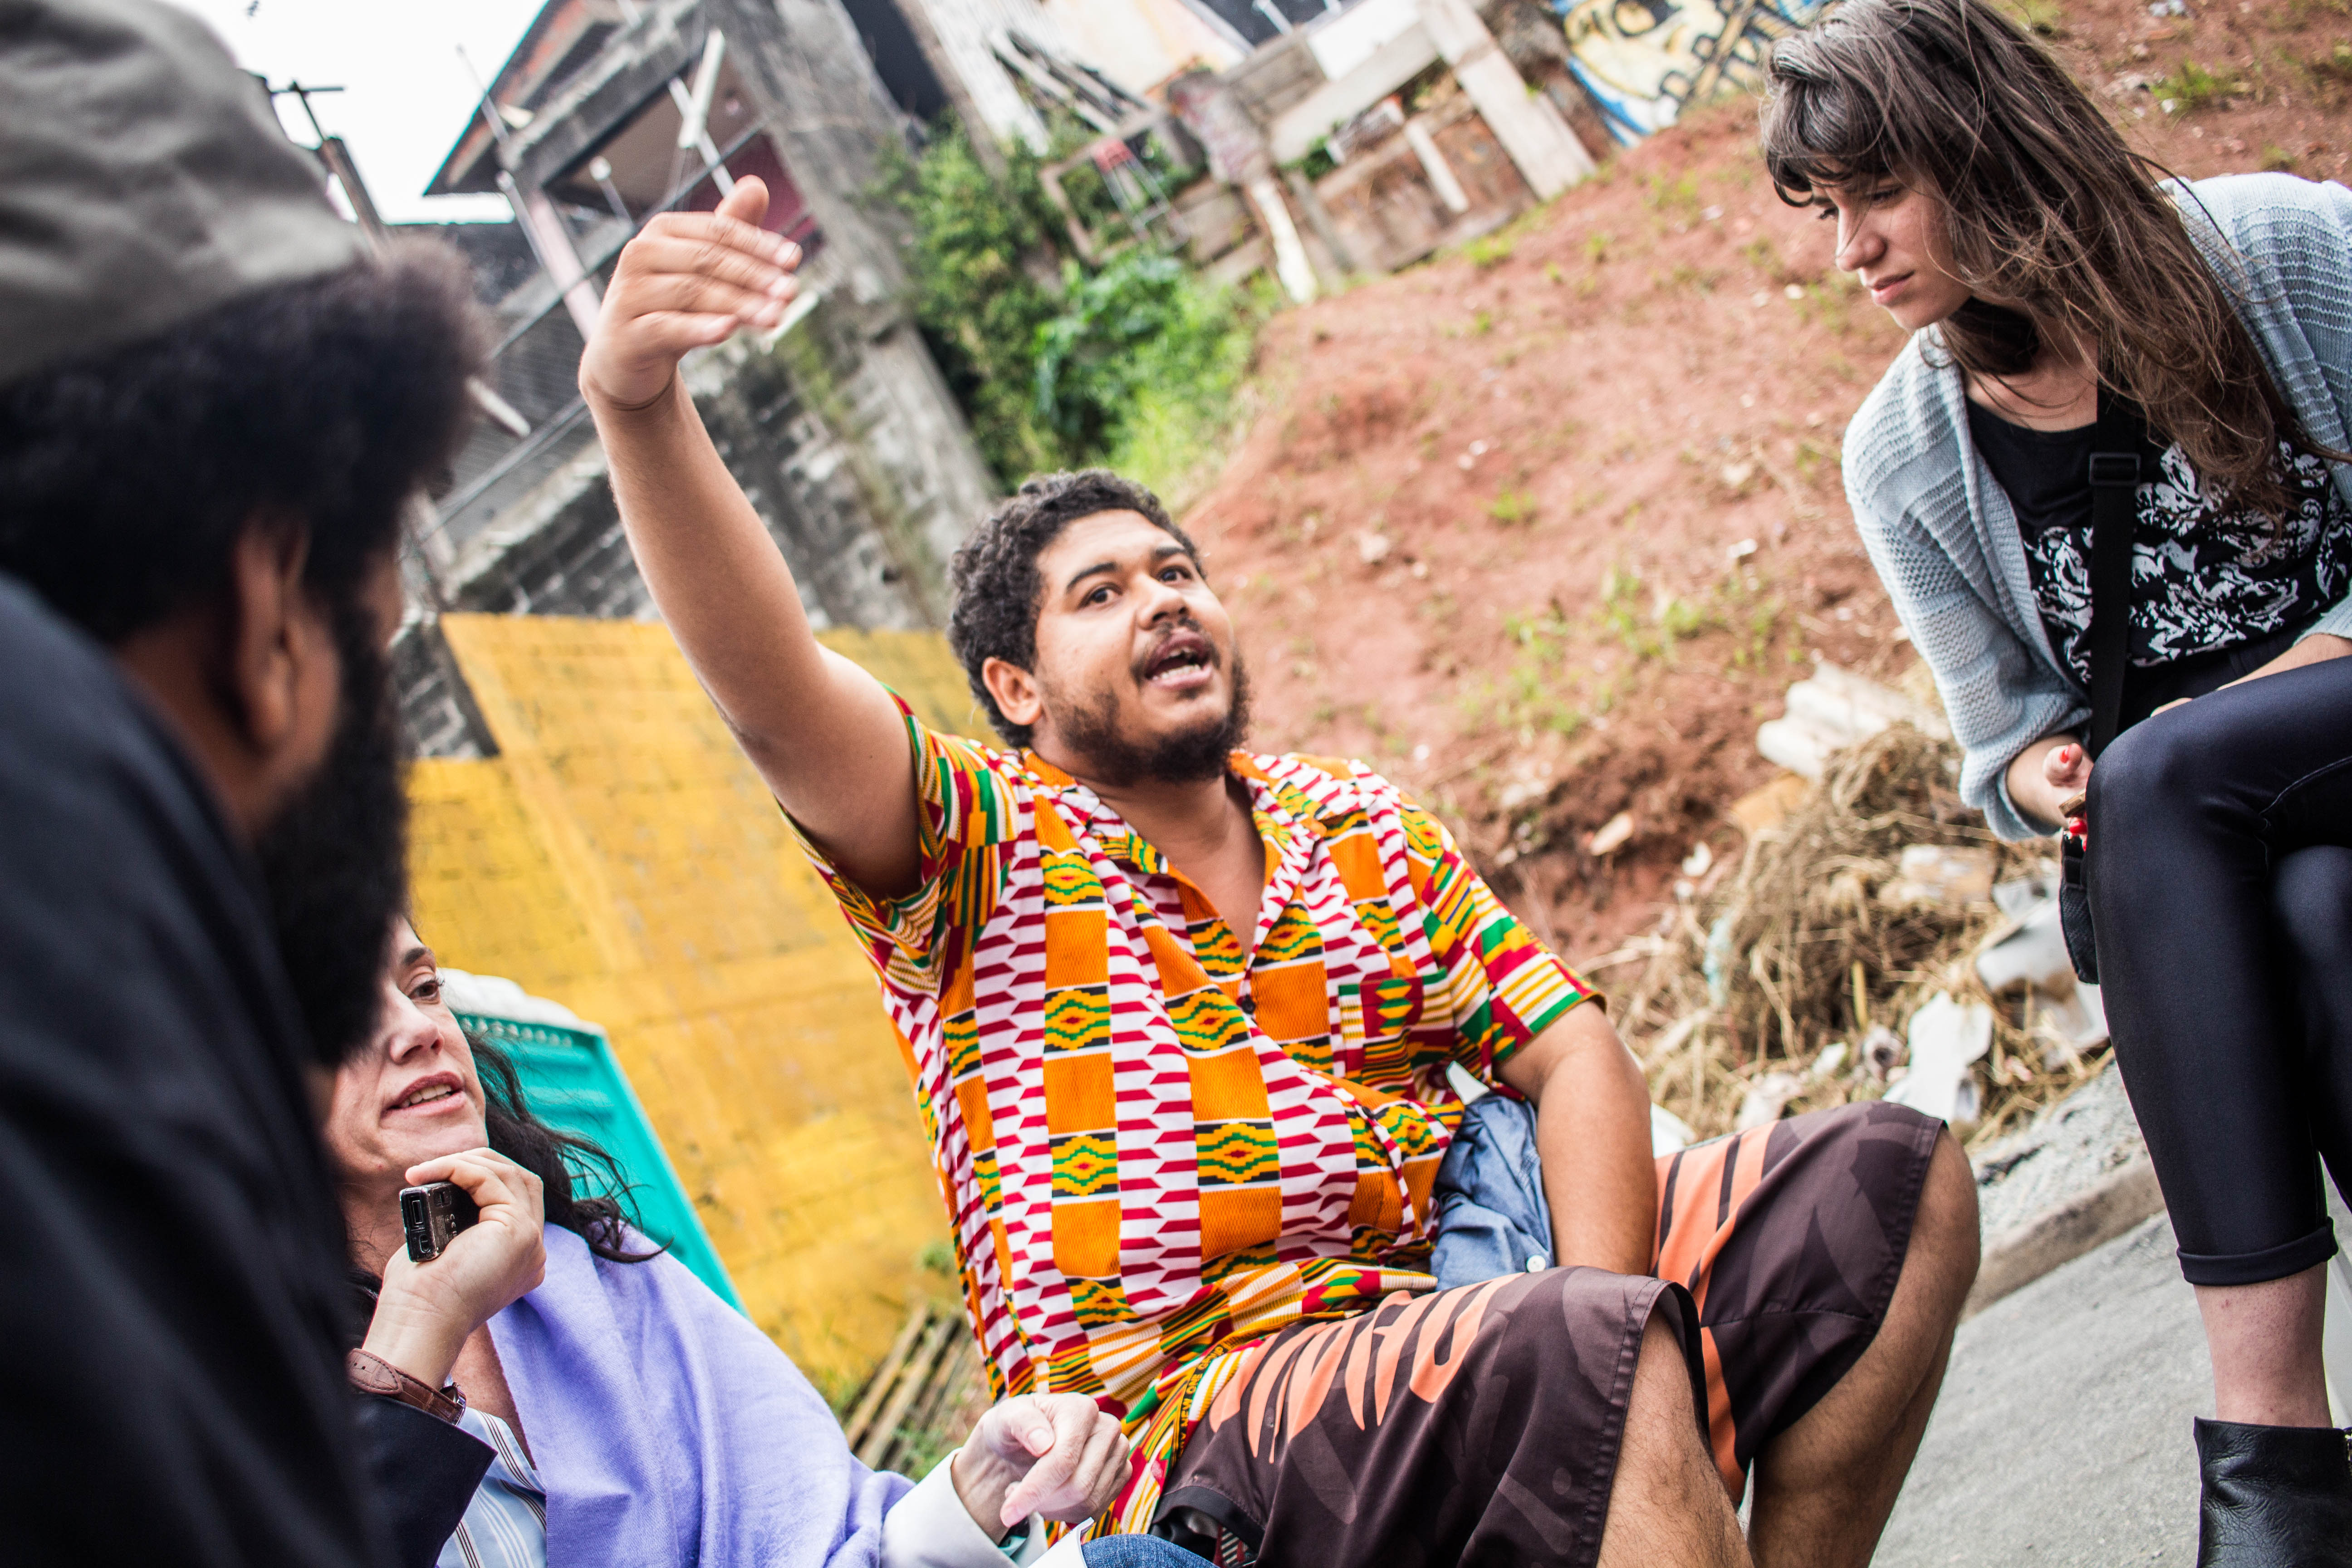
[1764,0,2352,1558]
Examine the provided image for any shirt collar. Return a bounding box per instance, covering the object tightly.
[1017,750,1324,875]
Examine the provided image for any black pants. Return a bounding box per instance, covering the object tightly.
[2087,653,2352,1286]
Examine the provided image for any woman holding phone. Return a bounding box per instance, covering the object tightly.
[1761,0,2352,1558]
[330,915,1199,1568]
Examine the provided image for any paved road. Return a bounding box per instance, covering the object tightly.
[1874,1215,2209,1566]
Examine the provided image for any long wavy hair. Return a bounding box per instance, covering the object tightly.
[469,1029,662,1265]
[1760,0,2341,518]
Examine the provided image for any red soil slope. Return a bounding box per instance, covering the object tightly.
[1183,0,2352,963]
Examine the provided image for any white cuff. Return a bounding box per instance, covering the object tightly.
[880,1450,1049,1568]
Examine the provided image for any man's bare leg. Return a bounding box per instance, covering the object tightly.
[1745,1128,1980,1568]
[1599,1313,1752,1568]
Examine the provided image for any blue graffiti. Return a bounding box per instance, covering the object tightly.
[1548,0,1831,143]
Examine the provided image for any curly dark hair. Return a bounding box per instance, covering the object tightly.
[0,241,484,645]
[946,469,1202,747]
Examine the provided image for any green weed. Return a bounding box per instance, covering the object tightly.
[1471,309,1494,335]
[1488,488,1538,525]
[1642,172,1703,224]
[1544,260,1565,284]
[879,121,1259,490]
[1585,230,1615,265]
[1656,262,1720,294]
[2262,143,2297,172]
[1466,233,1516,269]
[2153,60,2244,114]
[1999,0,2062,35]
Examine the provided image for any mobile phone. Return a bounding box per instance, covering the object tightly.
[400,1181,480,1263]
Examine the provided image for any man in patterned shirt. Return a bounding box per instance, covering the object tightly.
[581,180,1980,1568]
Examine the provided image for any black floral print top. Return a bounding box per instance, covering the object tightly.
[1968,399,2352,686]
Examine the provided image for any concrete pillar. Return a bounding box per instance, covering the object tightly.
[1244,176,1318,304]
[503,174,603,343]
[1415,0,1596,199]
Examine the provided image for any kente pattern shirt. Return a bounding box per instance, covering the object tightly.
[798,705,1596,1532]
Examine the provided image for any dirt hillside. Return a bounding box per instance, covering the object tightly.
[1185,0,2352,966]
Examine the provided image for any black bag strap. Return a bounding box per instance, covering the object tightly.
[2084,385,2140,759]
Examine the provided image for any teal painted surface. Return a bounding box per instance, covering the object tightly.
[457,1011,745,1311]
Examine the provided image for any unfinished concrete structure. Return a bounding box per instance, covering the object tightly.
[397,0,997,754]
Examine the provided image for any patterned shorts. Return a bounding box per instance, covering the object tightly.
[1152,1102,1943,1568]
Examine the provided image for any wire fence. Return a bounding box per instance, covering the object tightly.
[407,119,818,600]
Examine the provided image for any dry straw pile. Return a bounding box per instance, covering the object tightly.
[1617,724,2108,1150]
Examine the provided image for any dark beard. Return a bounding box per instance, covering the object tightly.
[1054,651,1252,789]
[252,603,408,1066]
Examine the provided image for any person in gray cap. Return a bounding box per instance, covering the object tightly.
[0,2,491,1563]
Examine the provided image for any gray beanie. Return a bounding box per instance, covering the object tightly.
[0,0,369,390]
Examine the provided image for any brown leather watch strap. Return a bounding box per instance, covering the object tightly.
[347,1348,466,1424]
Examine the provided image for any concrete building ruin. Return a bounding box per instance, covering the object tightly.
[393,0,999,756]
[388,0,1615,756]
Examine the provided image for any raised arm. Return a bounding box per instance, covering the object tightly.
[578,178,921,896]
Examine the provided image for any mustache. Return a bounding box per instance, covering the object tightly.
[1133,618,1219,676]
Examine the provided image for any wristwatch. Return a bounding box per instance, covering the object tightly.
[347,1348,467,1424]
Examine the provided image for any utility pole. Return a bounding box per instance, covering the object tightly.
[269,79,390,244]
[456,46,604,343]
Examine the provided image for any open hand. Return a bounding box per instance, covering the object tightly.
[952,1392,1131,1532]
[362,1147,547,1390]
[578,176,801,411]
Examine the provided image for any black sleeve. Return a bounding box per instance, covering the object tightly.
[0,579,392,1567]
[352,1397,495,1568]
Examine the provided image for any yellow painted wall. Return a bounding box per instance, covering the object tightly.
[407,614,986,1400]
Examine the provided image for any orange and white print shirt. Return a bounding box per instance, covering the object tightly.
[797,704,1597,1484]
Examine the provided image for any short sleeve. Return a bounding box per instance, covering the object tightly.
[789,694,1021,966]
[1398,796,1599,1078]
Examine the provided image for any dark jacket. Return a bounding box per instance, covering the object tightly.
[0,574,485,1565]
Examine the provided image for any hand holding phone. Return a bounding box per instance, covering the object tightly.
[361,1148,547,1392]
[401,1180,480,1262]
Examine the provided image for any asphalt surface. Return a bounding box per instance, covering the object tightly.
[1874,1215,2209,1566]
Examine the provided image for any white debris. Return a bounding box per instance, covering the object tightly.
[1651,1102,1696,1155]
[1879,843,1995,908]
[1885,993,1995,1126]
[1976,873,2110,1066]
[1757,660,1950,780]
[1681,841,1715,878]
[1356,530,1392,565]
[1858,1023,1906,1083]
[1726,537,1758,564]
[1735,1070,1805,1131]
[1587,811,1636,857]
[1811,1041,1850,1081]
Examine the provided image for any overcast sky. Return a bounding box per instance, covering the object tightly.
[164,0,546,225]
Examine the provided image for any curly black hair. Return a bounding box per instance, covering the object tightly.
[0,241,484,646]
[946,469,1202,748]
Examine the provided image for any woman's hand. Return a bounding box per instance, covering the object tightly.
[361,1147,546,1392]
[577,176,802,412]
[2008,733,2093,833]
[951,1392,1131,1533]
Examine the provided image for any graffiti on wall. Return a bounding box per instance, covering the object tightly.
[1549,0,1830,143]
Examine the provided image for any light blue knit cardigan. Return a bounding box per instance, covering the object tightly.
[1841,173,2352,841]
